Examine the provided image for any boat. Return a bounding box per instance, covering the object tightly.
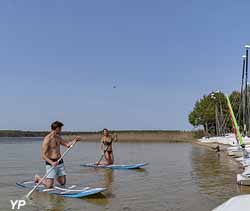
[241,157,250,167]
[212,195,250,210]
[227,145,242,156]
[236,165,250,185]
[227,146,240,153]
[226,48,250,159]
[80,162,148,169]
[226,95,244,147]
[226,96,250,185]
[237,174,250,185]
[16,180,106,198]
[228,150,243,157]
[234,156,250,166]
[227,146,250,157]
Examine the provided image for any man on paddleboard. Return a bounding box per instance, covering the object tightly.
[35,121,80,188]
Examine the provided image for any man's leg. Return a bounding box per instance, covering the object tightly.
[57,176,66,186]
[57,163,67,186]
[43,164,57,188]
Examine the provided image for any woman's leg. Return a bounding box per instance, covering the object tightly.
[105,151,111,164]
[110,152,114,164]
[106,152,114,165]
[98,152,109,165]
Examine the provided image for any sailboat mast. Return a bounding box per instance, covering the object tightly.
[245,45,250,135]
[226,95,244,145]
[215,104,219,136]
[219,103,224,135]
[241,55,246,135]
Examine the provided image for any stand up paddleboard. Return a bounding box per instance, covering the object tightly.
[16,181,106,198]
[80,162,148,170]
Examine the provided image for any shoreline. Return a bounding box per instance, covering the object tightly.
[192,139,243,169]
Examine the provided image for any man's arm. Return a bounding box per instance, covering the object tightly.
[41,137,54,165]
[60,136,81,148]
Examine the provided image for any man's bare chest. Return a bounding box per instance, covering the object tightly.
[48,139,60,149]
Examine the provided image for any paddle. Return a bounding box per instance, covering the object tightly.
[96,134,117,165]
[25,140,77,199]
[96,144,111,165]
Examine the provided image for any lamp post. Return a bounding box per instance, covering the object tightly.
[211,93,219,136]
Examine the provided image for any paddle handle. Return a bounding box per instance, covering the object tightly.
[26,140,77,199]
[96,152,105,165]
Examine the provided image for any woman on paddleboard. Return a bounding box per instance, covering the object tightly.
[98,128,118,165]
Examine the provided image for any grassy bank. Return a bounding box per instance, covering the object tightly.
[0,130,203,142]
[63,130,199,142]
[0,130,97,137]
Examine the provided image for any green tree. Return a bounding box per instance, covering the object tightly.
[189,91,230,135]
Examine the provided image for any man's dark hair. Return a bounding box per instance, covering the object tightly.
[51,121,64,130]
[103,128,109,133]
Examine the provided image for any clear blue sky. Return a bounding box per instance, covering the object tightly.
[0,0,249,131]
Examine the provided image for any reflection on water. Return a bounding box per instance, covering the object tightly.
[103,170,114,192]
[1,138,250,211]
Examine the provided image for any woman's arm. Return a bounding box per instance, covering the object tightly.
[100,137,104,152]
[112,133,118,142]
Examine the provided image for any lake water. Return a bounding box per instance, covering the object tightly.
[0,137,249,211]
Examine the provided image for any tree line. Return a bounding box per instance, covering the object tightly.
[188,91,241,136]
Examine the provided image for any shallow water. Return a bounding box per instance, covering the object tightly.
[0,138,249,211]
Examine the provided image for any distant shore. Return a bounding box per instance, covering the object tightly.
[0,130,202,142]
